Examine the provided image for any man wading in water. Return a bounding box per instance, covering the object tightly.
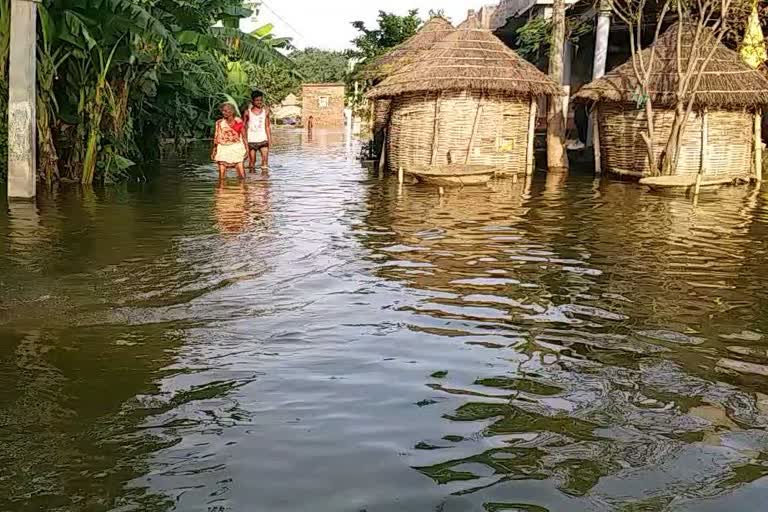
[244,90,272,173]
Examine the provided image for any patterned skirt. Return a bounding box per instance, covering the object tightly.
[214,143,246,165]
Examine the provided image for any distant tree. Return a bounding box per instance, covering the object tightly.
[243,62,299,104]
[291,48,349,83]
[350,9,422,62]
[240,49,348,105]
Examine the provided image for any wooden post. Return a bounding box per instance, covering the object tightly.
[546,0,569,172]
[430,92,442,165]
[593,105,602,174]
[378,128,387,178]
[756,110,763,183]
[7,0,38,199]
[526,96,538,176]
[438,186,445,196]
[398,166,404,184]
[695,109,708,196]
[465,93,484,164]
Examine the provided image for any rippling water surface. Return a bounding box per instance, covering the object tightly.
[3,128,768,511]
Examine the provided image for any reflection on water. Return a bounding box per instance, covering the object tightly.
[2,128,768,511]
[215,180,272,234]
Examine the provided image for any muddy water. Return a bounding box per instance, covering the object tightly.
[2,128,768,511]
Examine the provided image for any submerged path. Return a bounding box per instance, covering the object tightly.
[3,128,768,511]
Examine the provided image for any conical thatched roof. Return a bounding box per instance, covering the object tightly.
[574,23,768,109]
[367,15,561,99]
[363,17,455,80]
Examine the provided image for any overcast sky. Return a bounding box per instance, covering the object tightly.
[247,0,481,51]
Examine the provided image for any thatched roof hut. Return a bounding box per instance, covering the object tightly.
[367,15,561,176]
[364,17,455,81]
[575,23,768,180]
[365,17,456,161]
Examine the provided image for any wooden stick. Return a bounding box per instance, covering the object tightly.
[465,93,484,165]
[378,125,388,177]
[695,108,707,196]
[756,110,763,183]
[430,92,442,165]
[526,96,538,176]
[398,166,404,184]
[593,105,602,175]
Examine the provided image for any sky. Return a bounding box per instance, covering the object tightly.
[247,0,483,51]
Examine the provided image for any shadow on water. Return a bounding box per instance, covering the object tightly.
[2,128,768,511]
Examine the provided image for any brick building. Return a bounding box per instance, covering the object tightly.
[301,83,345,128]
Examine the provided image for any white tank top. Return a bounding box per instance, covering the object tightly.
[247,108,268,142]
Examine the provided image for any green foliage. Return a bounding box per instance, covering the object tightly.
[244,61,299,104]
[350,10,422,62]
[291,48,349,83]
[515,15,593,64]
[27,0,292,184]
[242,48,348,106]
[347,9,423,110]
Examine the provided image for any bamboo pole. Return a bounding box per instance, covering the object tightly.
[378,127,387,178]
[694,109,707,197]
[526,96,538,176]
[465,93,484,165]
[756,110,763,183]
[430,92,442,165]
[593,105,602,174]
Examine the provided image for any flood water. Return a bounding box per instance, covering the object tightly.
[3,128,768,511]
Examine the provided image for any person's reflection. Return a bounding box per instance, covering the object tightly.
[214,181,249,234]
[246,178,272,229]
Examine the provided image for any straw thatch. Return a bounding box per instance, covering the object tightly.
[574,23,768,109]
[363,17,455,80]
[366,16,562,99]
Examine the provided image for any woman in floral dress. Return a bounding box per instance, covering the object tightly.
[211,103,248,180]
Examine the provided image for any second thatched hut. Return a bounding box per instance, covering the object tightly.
[575,23,768,182]
[367,16,561,175]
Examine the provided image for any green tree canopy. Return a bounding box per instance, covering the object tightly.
[350,10,422,62]
[291,48,349,83]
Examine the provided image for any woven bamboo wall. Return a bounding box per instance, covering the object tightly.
[706,111,753,177]
[598,104,753,178]
[387,90,531,174]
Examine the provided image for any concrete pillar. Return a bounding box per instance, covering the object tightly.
[562,40,573,130]
[587,0,611,147]
[7,0,37,199]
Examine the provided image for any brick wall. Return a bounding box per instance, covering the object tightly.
[302,84,345,128]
